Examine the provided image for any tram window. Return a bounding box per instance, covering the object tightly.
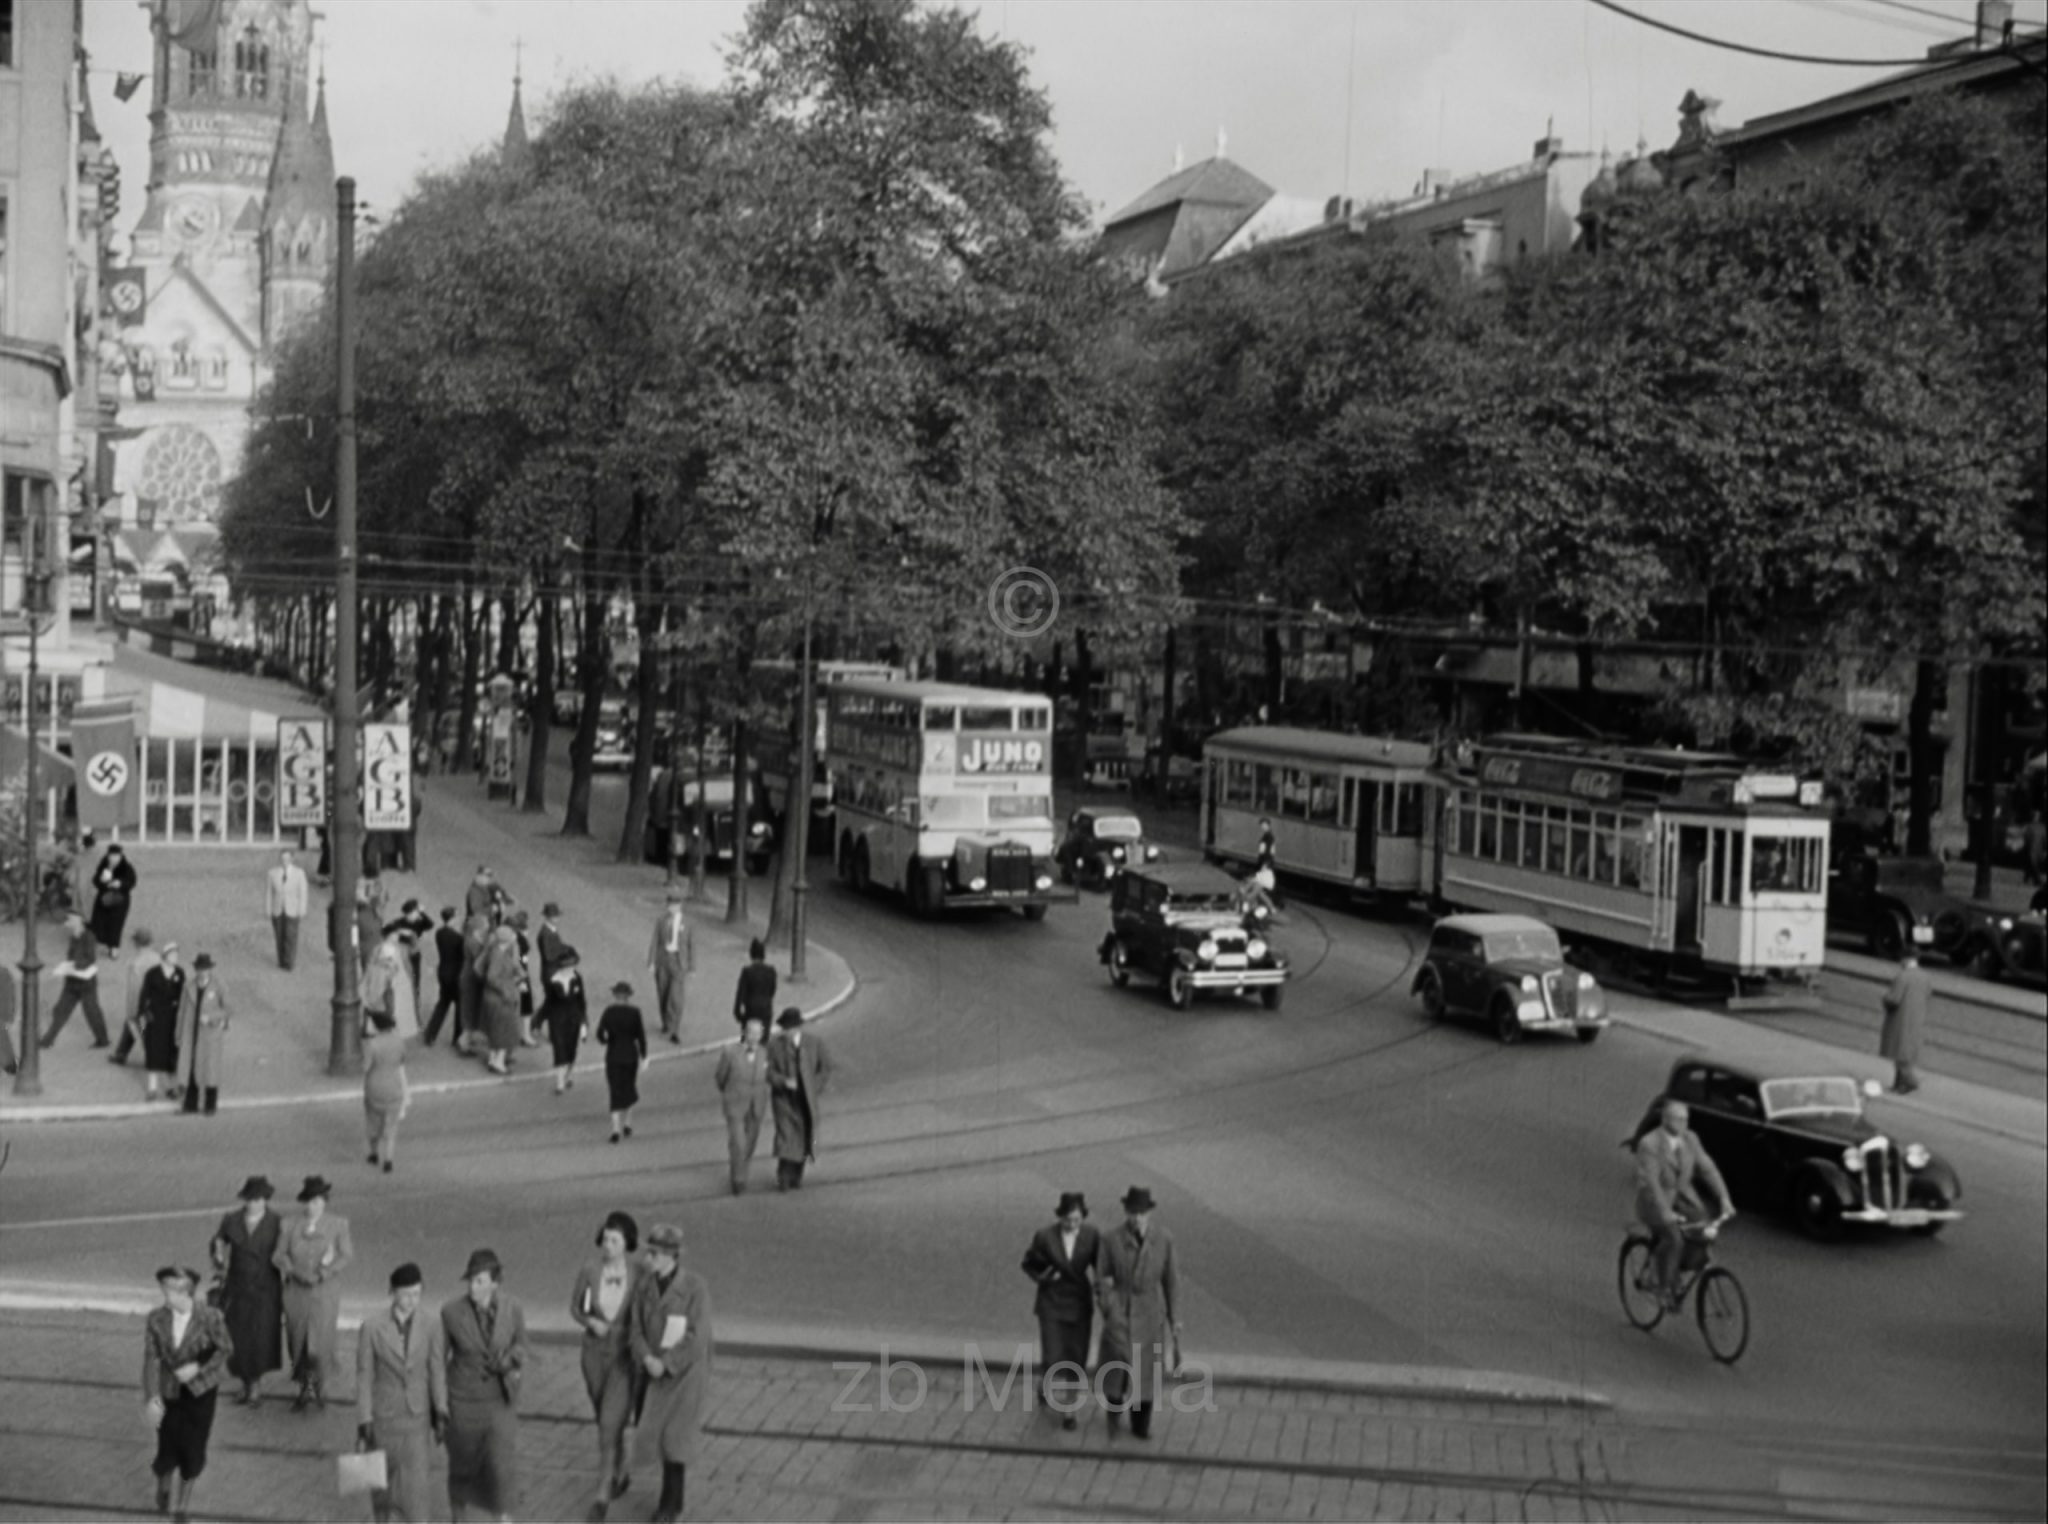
[1279,768,1310,820]
[1455,796,1477,855]
[1570,819,1592,879]
[1618,830,1646,890]
[1708,829,1738,905]
[1341,778,1357,830]
[1395,784,1423,837]
[1308,773,1340,824]
[1751,836,1821,894]
[959,706,1012,731]
[1225,759,1254,807]
[1541,807,1566,874]
[1497,804,1519,864]
[1254,765,1280,814]
[1522,806,1546,870]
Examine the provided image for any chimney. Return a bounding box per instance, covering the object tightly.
[1977,0,2013,46]
[1533,117,1562,161]
[1325,195,1343,222]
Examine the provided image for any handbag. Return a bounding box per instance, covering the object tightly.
[204,1275,226,1311]
[336,1448,388,1496]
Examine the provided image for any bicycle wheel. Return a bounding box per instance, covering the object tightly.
[1695,1267,1750,1364]
[1617,1236,1664,1330]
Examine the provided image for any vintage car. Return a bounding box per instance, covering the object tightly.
[592,700,634,771]
[1633,1058,1963,1240]
[1826,854,1967,961]
[1057,807,1162,888]
[643,769,775,874]
[1947,905,2048,985]
[1411,914,1607,1044]
[1100,861,1288,1010]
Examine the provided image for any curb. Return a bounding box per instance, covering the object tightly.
[0,1292,1608,1411]
[0,959,859,1126]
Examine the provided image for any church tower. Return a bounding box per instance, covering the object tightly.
[260,61,333,349]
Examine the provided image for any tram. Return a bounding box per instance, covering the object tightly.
[1435,736,1830,989]
[1200,727,1439,895]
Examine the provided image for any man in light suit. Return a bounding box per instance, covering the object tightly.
[646,887,694,1044]
[1634,1098,1733,1311]
[714,1018,772,1194]
[357,1262,444,1523]
[266,848,310,971]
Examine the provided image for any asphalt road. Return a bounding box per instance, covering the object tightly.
[4,745,2041,1511]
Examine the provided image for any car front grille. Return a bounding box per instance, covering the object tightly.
[1852,1139,1900,1211]
[987,845,1034,893]
[1542,971,1577,1020]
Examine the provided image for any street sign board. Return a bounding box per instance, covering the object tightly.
[278,718,328,827]
[363,723,412,830]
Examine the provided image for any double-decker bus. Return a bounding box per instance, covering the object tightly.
[827,679,1075,919]
[1200,727,1439,896]
[1435,736,1829,993]
[756,661,904,852]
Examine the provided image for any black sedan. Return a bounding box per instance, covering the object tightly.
[1633,1058,1963,1240]
[1826,854,1967,960]
[1056,807,1161,888]
[1947,905,2046,985]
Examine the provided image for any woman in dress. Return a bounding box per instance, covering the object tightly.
[363,1006,410,1172]
[362,927,420,1046]
[478,924,525,1076]
[273,1175,354,1411]
[595,981,648,1145]
[143,1264,233,1524]
[569,1211,643,1522]
[175,953,229,1116]
[209,1176,283,1405]
[542,947,590,1095]
[88,842,138,952]
[439,1247,529,1523]
[139,941,187,1102]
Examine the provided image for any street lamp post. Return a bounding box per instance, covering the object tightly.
[11,558,53,1098]
[326,175,363,1075]
[788,576,816,983]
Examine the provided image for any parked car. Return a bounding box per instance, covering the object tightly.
[1099,861,1287,1011]
[1946,905,2047,985]
[551,690,584,727]
[1826,854,1966,961]
[592,701,633,771]
[1411,913,1607,1044]
[1057,807,1161,888]
[1632,1058,1963,1240]
[643,768,775,874]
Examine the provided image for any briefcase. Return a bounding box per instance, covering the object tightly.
[336,1448,388,1496]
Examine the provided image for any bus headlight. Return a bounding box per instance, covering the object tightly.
[1197,939,1219,963]
[968,877,987,892]
[1577,972,1597,990]
[1247,937,1269,962]
[749,821,768,835]
[1034,874,1053,891]
[1904,1143,1931,1170]
[1520,974,1540,993]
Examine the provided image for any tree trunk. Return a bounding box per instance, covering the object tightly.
[619,548,664,862]
[1514,602,1534,730]
[523,562,555,813]
[1971,662,1998,900]
[496,591,521,680]
[1075,628,1095,785]
[562,530,606,838]
[1161,625,1178,757]
[726,711,751,923]
[1906,659,1942,858]
[456,584,483,775]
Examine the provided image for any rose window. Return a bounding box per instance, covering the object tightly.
[137,424,223,522]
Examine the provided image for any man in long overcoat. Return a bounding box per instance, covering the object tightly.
[1094,1186,1183,1440]
[646,887,694,1043]
[357,1262,444,1524]
[1022,1192,1099,1428]
[1881,953,1932,1094]
[766,1008,833,1190]
[627,1224,714,1524]
[713,1019,772,1194]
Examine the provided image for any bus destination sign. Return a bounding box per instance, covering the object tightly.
[959,732,1048,775]
[1477,751,1623,804]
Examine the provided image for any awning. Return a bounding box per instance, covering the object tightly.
[0,724,76,787]
[105,643,308,740]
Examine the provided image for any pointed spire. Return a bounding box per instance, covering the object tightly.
[502,41,531,176]
[264,63,327,239]
[309,46,335,192]
[1172,143,1184,173]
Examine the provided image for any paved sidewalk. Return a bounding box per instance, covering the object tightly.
[3,770,854,1123]
[6,1305,1974,1524]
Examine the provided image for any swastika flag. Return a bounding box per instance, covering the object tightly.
[72,699,140,830]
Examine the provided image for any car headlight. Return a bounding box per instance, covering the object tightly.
[1146,845,1161,860]
[1904,1143,1931,1170]
[1577,972,1596,990]
[1111,846,1125,861]
[749,821,768,835]
[1997,916,2015,931]
[968,876,987,892]
[1520,974,1540,993]
[1842,1147,1863,1172]
[1034,874,1052,891]
[1197,939,1218,963]
[1246,937,1269,961]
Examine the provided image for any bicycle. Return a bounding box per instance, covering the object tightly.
[1618,1214,1749,1364]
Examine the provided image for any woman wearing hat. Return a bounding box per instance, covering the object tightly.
[569,1211,644,1520]
[595,981,648,1144]
[1021,1193,1100,1429]
[142,1263,233,1523]
[477,922,526,1076]
[541,947,590,1096]
[88,840,138,953]
[174,953,229,1115]
[766,1007,833,1189]
[363,1005,411,1171]
[627,1224,714,1524]
[438,1247,529,1522]
[1094,1186,1184,1441]
[273,1176,354,1412]
[208,1176,283,1405]
[138,941,187,1102]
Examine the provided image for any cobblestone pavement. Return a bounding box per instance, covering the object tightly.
[0,1309,1791,1524]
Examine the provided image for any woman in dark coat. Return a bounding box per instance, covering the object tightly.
[569,1211,644,1521]
[595,981,647,1145]
[88,843,138,951]
[542,949,589,1096]
[731,938,776,1034]
[143,1264,233,1523]
[439,1247,529,1522]
[139,942,187,1102]
[209,1175,284,1404]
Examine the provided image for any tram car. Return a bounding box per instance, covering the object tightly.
[1200,728,1439,896]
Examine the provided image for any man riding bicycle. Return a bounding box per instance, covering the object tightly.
[1635,1098,1734,1311]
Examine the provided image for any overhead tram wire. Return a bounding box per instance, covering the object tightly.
[1586,0,2014,65]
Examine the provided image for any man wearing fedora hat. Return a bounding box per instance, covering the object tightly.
[766,1008,833,1190]
[1095,1186,1184,1440]
[357,1262,442,1524]
[274,1177,354,1412]
[627,1224,714,1524]
[1022,1192,1100,1429]
[647,886,695,1044]
[438,1247,529,1522]
[175,953,229,1115]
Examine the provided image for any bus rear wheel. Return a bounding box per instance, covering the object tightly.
[852,841,872,894]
